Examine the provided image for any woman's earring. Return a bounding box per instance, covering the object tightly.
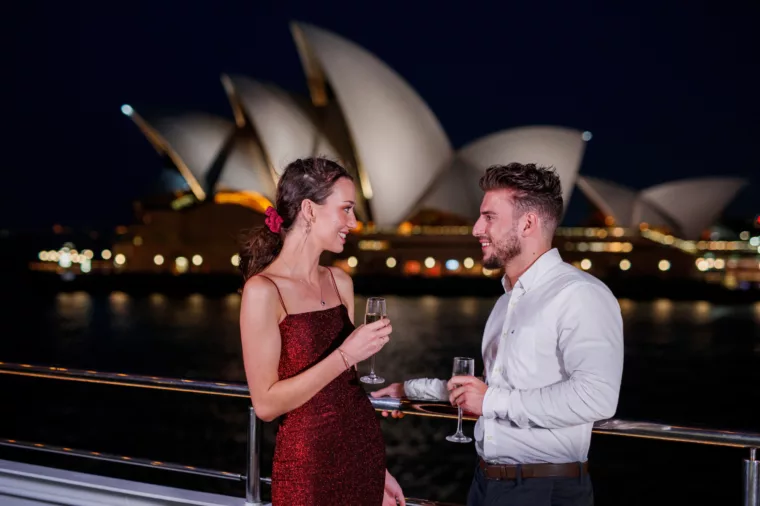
[305,220,311,235]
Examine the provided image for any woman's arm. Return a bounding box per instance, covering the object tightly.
[240,276,347,422]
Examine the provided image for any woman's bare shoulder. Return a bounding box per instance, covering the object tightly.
[326,266,353,291]
[241,275,287,327]
[242,275,287,309]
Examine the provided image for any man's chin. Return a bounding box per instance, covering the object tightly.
[482,256,503,270]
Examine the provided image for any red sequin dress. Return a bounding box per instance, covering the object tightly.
[260,271,386,506]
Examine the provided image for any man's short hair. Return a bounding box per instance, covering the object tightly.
[479,163,563,233]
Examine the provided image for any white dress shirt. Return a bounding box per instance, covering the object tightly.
[405,248,624,464]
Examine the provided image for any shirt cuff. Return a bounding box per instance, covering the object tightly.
[403,378,448,401]
[482,386,511,420]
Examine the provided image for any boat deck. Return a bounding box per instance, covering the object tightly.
[0,459,456,506]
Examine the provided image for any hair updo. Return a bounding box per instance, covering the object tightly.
[239,157,353,281]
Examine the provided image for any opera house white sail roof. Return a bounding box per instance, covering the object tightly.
[122,22,746,238]
[221,74,340,175]
[577,175,748,238]
[639,177,747,238]
[419,126,587,220]
[291,22,454,227]
[124,109,275,202]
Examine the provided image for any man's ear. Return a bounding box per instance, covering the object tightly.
[520,211,539,237]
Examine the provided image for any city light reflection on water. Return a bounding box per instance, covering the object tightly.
[618,298,635,316]
[149,293,167,307]
[109,291,130,311]
[36,293,759,367]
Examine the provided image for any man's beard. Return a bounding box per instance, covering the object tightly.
[483,228,521,269]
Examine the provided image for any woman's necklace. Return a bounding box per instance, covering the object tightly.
[300,276,326,306]
[281,258,325,306]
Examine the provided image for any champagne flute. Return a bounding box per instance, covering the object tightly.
[360,297,386,384]
[446,357,475,443]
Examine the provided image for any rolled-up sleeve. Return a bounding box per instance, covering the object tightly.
[482,386,510,419]
[491,283,624,429]
[404,378,449,401]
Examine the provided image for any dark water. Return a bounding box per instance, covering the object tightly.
[1,291,759,505]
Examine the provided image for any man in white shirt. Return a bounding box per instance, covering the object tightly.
[372,163,624,506]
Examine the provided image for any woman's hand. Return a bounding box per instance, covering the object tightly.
[383,469,406,506]
[339,317,392,365]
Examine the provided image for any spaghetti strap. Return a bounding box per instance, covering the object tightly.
[326,267,343,305]
[258,275,288,315]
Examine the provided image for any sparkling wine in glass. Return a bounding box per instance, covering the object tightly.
[360,297,386,384]
[446,357,475,443]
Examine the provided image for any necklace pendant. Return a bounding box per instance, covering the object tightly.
[321,300,326,306]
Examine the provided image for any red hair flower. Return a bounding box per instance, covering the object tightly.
[264,206,284,234]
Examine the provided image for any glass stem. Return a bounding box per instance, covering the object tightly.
[456,406,463,434]
[369,354,376,376]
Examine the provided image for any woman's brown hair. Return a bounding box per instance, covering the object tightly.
[239,157,353,281]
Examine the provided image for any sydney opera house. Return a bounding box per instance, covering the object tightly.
[33,22,758,291]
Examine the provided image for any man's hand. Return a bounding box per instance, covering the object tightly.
[371,383,405,418]
[447,376,488,417]
[383,469,406,506]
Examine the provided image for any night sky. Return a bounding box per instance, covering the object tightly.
[6,1,759,230]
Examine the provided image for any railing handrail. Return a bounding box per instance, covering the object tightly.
[2,361,759,449]
[0,438,244,482]
[0,361,249,397]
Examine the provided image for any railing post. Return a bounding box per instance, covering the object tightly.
[245,406,265,506]
[745,448,759,506]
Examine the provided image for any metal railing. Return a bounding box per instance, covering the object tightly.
[1,361,758,506]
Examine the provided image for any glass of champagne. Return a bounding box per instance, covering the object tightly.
[446,357,475,443]
[360,297,386,384]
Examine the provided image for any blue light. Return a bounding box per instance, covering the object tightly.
[445,259,460,271]
[582,131,593,141]
[121,104,134,116]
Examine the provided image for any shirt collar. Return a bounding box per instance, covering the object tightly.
[501,248,562,294]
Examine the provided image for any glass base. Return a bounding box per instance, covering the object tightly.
[360,374,385,384]
[446,433,472,443]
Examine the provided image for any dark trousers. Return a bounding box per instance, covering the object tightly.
[467,464,593,506]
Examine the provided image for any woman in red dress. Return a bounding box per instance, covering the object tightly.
[239,157,405,506]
